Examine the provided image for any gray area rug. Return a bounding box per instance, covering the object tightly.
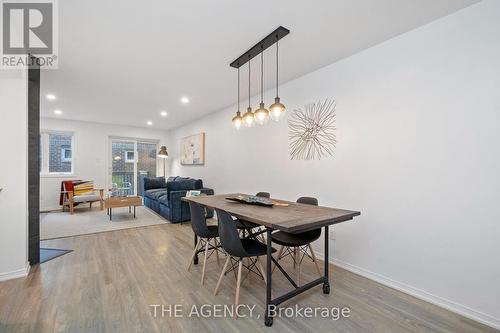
[40,206,167,240]
[40,248,72,263]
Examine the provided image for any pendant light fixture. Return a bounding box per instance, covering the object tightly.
[232,66,243,129]
[269,38,286,121]
[254,47,269,125]
[242,56,255,127]
[229,26,289,128]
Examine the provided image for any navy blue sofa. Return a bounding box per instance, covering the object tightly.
[141,176,214,223]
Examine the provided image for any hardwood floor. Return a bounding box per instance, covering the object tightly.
[0,222,496,333]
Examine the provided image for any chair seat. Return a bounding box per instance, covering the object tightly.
[234,218,260,230]
[240,239,276,257]
[198,225,218,239]
[271,229,322,247]
[72,194,101,203]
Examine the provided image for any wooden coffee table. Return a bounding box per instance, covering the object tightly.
[104,196,143,221]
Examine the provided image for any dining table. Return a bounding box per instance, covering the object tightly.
[182,193,361,327]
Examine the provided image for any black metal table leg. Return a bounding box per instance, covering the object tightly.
[109,208,112,221]
[193,234,199,265]
[129,206,131,213]
[265,227,273,327]
[133,205,136,218]
[323,225,330,294]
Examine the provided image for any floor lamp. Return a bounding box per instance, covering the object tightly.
[157,146,169,178]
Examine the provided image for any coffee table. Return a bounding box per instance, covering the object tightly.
[104,196,143,221]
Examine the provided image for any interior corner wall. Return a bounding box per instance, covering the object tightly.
[39,118,170,211]
[168,0,500,328]
[0,69,29,281]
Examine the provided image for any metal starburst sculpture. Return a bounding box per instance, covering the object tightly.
[288,99,337,160]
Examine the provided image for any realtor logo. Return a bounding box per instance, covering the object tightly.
[1,0,58,69]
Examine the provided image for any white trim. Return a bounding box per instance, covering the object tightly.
[24,71,29,286]
[314,251,500,330]
[61,147,72,162]
[125,150,135,163]
[40,206,62,213]
[108,136,159,144]
[0,263,30,282]
[40,129,74,136]
[40,173,76,178]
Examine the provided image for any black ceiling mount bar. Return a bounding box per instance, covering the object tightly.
[230,26,290,68]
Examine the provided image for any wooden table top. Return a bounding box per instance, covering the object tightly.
[183,193,360,233]
[105,196,143,208]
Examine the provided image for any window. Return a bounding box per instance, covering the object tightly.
[110,139,158,196]
[61,148,72,162]
[125,151,135,163]
[40,131,74,175]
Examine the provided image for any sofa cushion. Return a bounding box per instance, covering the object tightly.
[157,193,170,207]
[167,179,198,192]
[143,177,167,191]
[167,176,187,182]
[195,179,203,189]
[144,188,169,200]
[165,177,203,188]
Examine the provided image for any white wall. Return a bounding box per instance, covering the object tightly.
[40,118,170,211]
[0,69,29,281]
[169,1,500,328]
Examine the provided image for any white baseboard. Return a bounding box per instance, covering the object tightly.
[314,252,500,330]
[0,262,30,282]
[41,206,61,213]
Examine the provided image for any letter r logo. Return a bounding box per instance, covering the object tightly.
[2,2,53,54]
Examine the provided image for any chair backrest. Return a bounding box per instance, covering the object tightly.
[297,197,322,239]
[189,202,212,238]
[297,196,318,206]
[256,192,270,198]
[216,209,248,258]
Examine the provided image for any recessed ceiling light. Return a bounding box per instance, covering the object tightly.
[180,96,189,104]
[146,121,153,126]
[160,110,168,117]
[53,109,62,115]
[46,94,56,101]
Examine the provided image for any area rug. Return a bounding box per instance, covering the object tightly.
[40,206,167,240]
[40,248,72,263]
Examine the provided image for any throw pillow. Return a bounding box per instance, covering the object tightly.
[144,177,167,191]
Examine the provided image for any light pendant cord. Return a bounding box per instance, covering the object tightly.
[261,48,264,102]
[237,66,240,112]
[276,38,279,97]
[248,56,251,108]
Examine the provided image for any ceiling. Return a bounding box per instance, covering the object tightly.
[40,0,478,130]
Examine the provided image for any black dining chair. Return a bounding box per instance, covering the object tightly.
[187,201,221,285]
[271,197,322,285]
[235,192,270,242]
[214,208,275,319]
[234,192,270,232]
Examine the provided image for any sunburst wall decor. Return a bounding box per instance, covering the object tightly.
[288,99,337,160]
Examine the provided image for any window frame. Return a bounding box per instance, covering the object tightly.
[61,147,72,162]
[125,151,135,163]
[40,130,75,178]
